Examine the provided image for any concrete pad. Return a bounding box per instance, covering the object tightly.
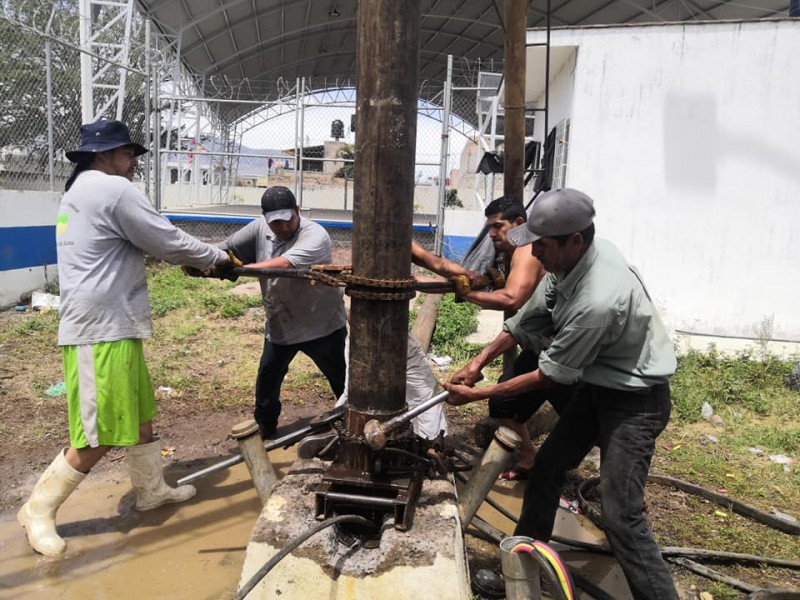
[466,309,505,345]
[238,459,470,599]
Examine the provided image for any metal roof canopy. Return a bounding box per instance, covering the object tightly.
[135,0,791,126]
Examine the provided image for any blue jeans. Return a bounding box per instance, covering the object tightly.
[254,326,347,436]
[514,382,678,600]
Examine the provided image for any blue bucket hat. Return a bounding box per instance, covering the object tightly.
[66,120,148,162]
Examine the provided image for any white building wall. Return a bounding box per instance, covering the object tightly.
[0,191,61,308]
[527,20,800,341]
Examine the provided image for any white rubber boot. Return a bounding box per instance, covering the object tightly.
[126,439,196,511]
[18,449,85,556]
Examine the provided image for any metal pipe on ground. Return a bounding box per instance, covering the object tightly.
[457,426,521,529]
[230,419,278,504]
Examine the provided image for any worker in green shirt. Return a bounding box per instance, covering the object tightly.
[445,188,678,600]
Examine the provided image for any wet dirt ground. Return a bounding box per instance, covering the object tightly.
[1,447,296,600]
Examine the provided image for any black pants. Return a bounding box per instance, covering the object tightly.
[488,350,574,421]
[254,326,347,436]
[515,382,678,600]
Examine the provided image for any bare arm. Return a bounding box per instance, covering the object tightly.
[411,240,468,278]
[445,368,557,406]
[449,329,518,385]
[244,256,293,269]
[461,245,545,311]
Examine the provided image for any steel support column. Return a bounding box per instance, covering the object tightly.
[344,0,421,456]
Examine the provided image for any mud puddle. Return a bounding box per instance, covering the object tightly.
[0,448,296,600]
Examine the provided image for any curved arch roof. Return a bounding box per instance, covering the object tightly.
[136,0,791,130]
[136,0,790,89]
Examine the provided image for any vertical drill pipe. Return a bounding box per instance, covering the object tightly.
[230,420,278,505]
[458,426,521,529]
[503,0,528,372]
[503,0,527,204]
[500,535,543,600]
[346,0,422,450]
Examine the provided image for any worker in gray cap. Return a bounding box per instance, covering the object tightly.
[218,186,347,439]
[445,188,678,599]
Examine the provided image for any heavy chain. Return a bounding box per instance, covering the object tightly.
[308,265,417,301]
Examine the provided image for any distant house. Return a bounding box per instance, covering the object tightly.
[162,139,294,187]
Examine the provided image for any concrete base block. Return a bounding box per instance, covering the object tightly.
[238,458,470,599]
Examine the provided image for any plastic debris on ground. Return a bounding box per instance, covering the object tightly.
[701,402,714,420]
[157,386,174,395]
[428,354,452,367]
[45,381,67,397]
[768,454,795,472]
[705,434,719,443]
[31,292,60,312]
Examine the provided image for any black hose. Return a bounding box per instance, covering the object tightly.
[233,515,373,600]
[578,475,800,536]
[666,556,759,593]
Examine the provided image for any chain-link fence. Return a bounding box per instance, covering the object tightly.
[1,1,534,237]
[0,0,149,192]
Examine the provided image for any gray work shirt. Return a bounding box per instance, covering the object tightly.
[56,170,227,346]
[220,216,346,345]
[504,239,676,390]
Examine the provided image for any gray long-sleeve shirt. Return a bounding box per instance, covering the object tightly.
[56,170,227,345]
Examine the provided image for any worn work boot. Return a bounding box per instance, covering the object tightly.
[18,449,85,556]
[126,439,196,511]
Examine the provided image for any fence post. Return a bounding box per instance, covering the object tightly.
[434,54,453,256]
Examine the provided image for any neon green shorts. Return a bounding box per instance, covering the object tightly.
[62,339,158,448]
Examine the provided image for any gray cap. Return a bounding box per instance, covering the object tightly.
[507,188,595,247]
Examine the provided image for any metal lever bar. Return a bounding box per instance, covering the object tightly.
[363,390,450,450]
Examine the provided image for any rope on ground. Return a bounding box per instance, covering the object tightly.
[232,515,373,600]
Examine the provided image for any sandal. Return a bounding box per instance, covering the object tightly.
[498,464,531,481]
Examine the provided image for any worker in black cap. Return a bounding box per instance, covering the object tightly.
[219,186,347,439]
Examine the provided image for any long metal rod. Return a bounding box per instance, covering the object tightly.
[176,419,325,486]
[380,390,449,434]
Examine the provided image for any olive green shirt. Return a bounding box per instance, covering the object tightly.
[504,239,676,390]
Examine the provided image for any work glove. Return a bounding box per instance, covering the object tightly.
[485,267,506,290]
[209,250,243,282]
[450,274,471,297]
[181,265,205,278]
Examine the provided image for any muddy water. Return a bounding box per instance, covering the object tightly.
[0,448,296,600]
[475,480,633,600]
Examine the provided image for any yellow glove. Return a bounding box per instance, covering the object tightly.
[209,250,243,281]
[486,267,506,290]
[450,274,471,297]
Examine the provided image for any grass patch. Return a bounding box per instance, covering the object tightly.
[148,262,262,318]
[652,347,800,592]
[430,295,484,362]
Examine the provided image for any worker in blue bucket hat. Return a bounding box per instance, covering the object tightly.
[18,120,238,557]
